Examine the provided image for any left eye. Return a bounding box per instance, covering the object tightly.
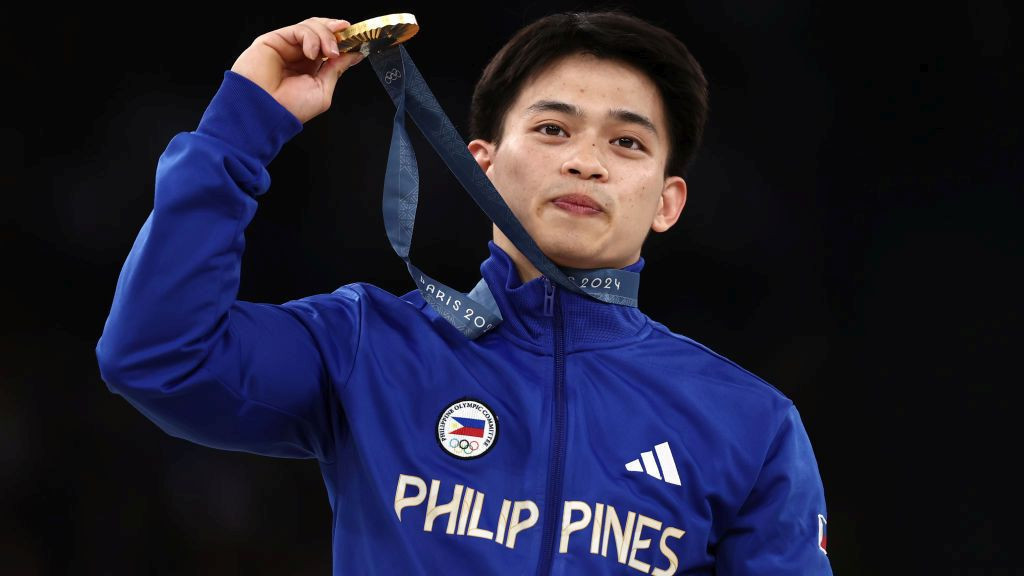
[540,124,566,137]
[615,137,640,150]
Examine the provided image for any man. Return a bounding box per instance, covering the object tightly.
[96,11,833,575]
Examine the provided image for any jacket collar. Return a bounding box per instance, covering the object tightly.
[480,242,650,351]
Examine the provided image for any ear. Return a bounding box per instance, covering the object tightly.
[468,139,496,174]
[651,176,687,233]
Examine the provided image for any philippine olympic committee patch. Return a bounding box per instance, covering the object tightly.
[436,398,499,459]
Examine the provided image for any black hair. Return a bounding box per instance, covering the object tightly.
[470,10,709,177]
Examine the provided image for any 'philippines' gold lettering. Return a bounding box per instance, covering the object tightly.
[393,474,686,572]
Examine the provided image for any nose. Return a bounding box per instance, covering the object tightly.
[561,142,609,181]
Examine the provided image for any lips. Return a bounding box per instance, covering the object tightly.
[552,194,603,215]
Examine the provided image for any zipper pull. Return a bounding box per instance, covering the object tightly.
[543,277,555,317]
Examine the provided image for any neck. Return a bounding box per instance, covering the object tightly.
[493,228,541,284]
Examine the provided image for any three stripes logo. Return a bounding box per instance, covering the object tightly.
[625,441,681,486]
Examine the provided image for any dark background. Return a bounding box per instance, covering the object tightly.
[3,2,1019,574]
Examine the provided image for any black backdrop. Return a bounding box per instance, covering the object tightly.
[3,2,1019,574]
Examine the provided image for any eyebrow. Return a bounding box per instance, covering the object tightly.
[524,99,659,136]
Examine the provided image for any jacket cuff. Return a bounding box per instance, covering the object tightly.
[196,70,304,166]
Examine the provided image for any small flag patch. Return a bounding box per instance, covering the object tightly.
[451,417,485,437]
[818,514,828,554]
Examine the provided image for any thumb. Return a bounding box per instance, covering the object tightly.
[318,51,366,90]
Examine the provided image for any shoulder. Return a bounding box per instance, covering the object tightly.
[636,320,810,476]
[641,318,794,410]
[281,282,427,317]
[280,282,461,342]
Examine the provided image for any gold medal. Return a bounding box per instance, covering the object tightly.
[335,13,419,53]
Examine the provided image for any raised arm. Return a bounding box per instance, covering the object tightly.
[95,18,365,462]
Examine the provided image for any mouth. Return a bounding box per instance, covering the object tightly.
[551,194,603,215]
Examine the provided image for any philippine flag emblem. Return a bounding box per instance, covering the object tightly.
[817,514,828,554]
[451,416,486,437]
[436,398,499,460]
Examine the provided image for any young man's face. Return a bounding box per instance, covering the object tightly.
[469,52,686,279]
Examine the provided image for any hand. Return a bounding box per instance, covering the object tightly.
[230,17,365,124]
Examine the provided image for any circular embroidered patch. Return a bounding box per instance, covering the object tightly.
[436,398,499,459]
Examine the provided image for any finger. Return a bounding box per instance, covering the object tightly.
[275,22,325,61]
[297,23,321,60]
[260,18,351,64]
[312,18,351,60]
[296,17,349,62]
[317,50,366,93]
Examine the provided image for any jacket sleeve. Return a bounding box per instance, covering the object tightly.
[95,71,355,462]
[717,405,833,575]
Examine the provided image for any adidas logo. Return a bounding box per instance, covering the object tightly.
[625,442,681,486]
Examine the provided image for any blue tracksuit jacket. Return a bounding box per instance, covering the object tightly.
[95,71,833,575]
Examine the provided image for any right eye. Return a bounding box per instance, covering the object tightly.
[538,124,567,137]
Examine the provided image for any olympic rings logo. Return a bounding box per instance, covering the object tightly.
[384,69,403,84]
[449,438,480,455]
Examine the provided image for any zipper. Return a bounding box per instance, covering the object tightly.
[543,277,556,317]
[537,277,566,575]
